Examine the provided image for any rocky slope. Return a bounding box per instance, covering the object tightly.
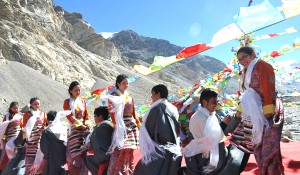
[0,59,68,113]
[0,60,185,113]
[0,0,120,90]
[0,0,230,93]
[110,30,182,64]
[109,30,239,93]
[0,0,298,141]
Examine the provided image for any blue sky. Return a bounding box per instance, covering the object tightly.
[53,0,300,65]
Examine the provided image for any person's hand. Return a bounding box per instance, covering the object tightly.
[235,111,242,119]
[222,115,232,125]
[78,125,87,130]
[75,110,84,119]
[136,120,141,129]
[265,113,274,118]
[85,124,91,131]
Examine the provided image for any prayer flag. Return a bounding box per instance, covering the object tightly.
[281,0,300,19]
[176,43,212,59]
[210,23,244,47]
[151,55,183,70]
[134,56,184,75]
[235,0,284,33]
[133,65,154,75]
[255,27,297,41]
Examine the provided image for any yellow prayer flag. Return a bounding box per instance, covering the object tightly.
[133,65,153,75]
[282,0,300,19]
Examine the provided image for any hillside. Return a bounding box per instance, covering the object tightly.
[0,60,67,113]
[0,0,235,112]
[108,30,238,93]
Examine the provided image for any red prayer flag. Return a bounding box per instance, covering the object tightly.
[192,83,199,88]
[91,88,106,95]
[91,85,115,95]
[224,68,233,73]
[269,33,279,37]
[176,43,212,59]
[270,51,282,58]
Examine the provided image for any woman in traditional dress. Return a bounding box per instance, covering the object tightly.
[0,102,23,172]
[22,97,47,174]
[235,46,284,174]
[63,81,91,175]
[107,74,140,175]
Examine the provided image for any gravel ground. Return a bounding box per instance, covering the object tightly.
[282,106,300,141]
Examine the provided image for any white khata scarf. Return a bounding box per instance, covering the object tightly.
[139,98,181,165]
[49,110,71,144]
[0,113,23,150]
[5,113,22,121]
[183,106,224,173]
[23,109,44,141]
[69,97,85,118]
[22,110,45,174]
[1,113,23,159]
[241,58,269,144]
[107,89,129,154]
[0,121,10,150]
[31,110,71,174]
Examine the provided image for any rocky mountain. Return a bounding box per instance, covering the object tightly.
[109,29,226,72]
[110,30,182,64]
[0,0,120,90]
[0,0,235,112]
[109,30,237,91]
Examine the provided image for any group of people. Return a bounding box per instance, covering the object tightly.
[0,46,284,175]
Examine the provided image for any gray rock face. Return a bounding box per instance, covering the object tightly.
[0,0,120,89]
[110,30,182,63]
[109,30,238,94]
[60,9,122,62]
[0,0,233,93]
[0,0,191,115]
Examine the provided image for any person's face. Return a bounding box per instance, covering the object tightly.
[70,85,81,98]
[151,90,160,103]
[237,52,253,68]
[117,79,128,92]
[94,115,103,124]
[10,105,19,113]
[202,97,218,113]
[31,100,40,111]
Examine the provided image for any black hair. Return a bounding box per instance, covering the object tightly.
[30,97,39,104]
[47,110,57,122]
[115,74,128,89]
[68,81,80,96]
[237,46,255,56]
[8,101,19,114]
[200,88,218,106]
[29,97,40,110]
[152,84,168,99]
[94,106,110,120]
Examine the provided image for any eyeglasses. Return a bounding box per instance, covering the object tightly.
[238,54,249,62]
